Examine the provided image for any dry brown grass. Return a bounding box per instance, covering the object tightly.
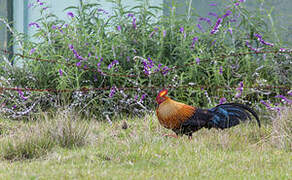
[270,106,292,151]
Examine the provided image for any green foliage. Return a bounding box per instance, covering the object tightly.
[0,0,291,119]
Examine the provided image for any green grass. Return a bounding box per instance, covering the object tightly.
[0,108,291,179]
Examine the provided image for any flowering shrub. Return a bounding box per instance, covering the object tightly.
[0,0,291,119]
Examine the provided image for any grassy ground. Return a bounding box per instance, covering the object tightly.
[0,108,291,180]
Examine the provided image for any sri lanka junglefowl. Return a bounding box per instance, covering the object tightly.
[155,89,260,139]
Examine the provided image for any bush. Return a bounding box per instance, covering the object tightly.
[0,0,291,119]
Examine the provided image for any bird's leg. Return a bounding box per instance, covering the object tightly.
[162,134,178,138]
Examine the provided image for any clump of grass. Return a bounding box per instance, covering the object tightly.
[0,127,54,161]
[0,110,91,160]
[270,106,292,151]
[46,111,90,148]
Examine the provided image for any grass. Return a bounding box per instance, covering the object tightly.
[0,107,291,179]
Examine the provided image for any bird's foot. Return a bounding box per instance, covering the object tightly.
[162,134,178,138]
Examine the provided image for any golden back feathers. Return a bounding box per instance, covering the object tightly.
[156,97,196,129]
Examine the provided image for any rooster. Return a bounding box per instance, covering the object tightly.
[156,89,260,139]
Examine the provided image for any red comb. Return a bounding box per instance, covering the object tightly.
[158,89,168,97]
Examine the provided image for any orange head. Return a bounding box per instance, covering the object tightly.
[156,89,169,104]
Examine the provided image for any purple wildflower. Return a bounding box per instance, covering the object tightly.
[143,68,150,76]
[197,24,204,32]
[117,25,121,31]
[275,95,292,104]
[142,58,154,76]
[76,62,81,67]
[254,33,274,47]
[139,94,147,102]
[154,63,162,72]
[180,27,184,33]
[97,58,105,75]
[228,28,233,35]
[108,60,119,69]
[219,66,223,74]
[29,48,36,55]
[132,18,137,29]
[254,33,262,39]
[279,48,286,52]
[28,22,40,28]
[147,57,154,68]
[208,12,218,18]
[198,17,212,25]
[260,100,271,108]
[196,58,200,65]
[219,97,226,104]
[235,81,244,98]
[212,39,217,46]
[210,18,222,34]
[76,55,84,61]
[222,10,232,18]
[17,90,28,101]
[288,91,292,96]
[191,37,199,48]
[128,13,134,17]
[67,12,74,18]
[161,66,170,75]
[149,28,158,38]
[59,69,63,76]
[208,3,217,6]
[134,95,139,101]
[245,41,259,51]
[109,86,117,98]
[52,25,57,30]
[163,30,167,37]
[98,8,108,14]
[261,100,281,111]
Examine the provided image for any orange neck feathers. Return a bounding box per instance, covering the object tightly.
[156,97,196,129]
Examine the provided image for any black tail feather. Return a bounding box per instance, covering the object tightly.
[209,103,261,129]
[220,103,261,127]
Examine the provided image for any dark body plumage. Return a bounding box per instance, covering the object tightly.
[172,103,261,138]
